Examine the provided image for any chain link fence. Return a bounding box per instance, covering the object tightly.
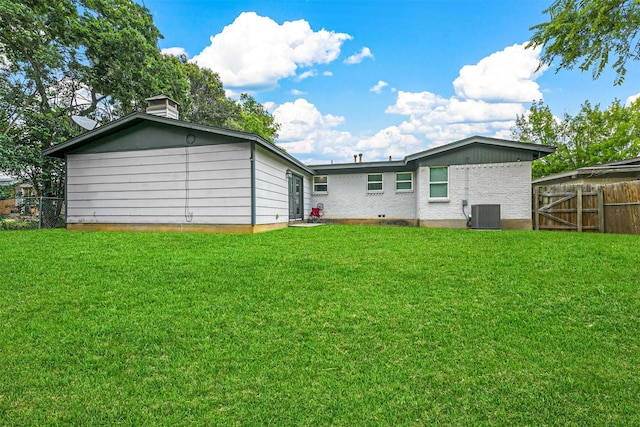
[0,197,66,230]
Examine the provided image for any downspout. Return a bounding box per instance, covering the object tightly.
[64,155,69,228]
[463,159,471,227]
[250,142,256,227]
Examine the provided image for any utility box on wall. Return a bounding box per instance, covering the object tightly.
[470,204,501,230]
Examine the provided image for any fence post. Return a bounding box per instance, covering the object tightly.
[597,186,605,233]
[39,196,43,229]
[533,186,540,230]
[577,186,583,232]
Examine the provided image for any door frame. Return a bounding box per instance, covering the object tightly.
[288,171,304,221]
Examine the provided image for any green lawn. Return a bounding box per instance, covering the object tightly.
[1,226,639,425]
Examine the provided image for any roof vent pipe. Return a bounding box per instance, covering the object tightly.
[359,153,363,163]
[354,154,357,163]
[145,95,179,120]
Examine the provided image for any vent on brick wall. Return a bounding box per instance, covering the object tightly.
[470,204,501,230]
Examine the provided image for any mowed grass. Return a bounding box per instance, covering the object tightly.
[0,226,639,425]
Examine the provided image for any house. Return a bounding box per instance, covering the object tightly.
[0,176,17,215]
[43,96,314,233]
[310,137,554,230]
[43,95,555,232]
[0,176,36,215]
[532,157,640,186]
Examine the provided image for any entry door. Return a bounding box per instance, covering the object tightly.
[288,173,303,221]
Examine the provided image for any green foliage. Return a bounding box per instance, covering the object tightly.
[172,58,281,142]
[0,0,185,197]
[0,1,280,197]
[0,185,12,200]
[530,0,640,85]
[512,99,640,177]
[0,0,280,201]
[168,55,241,129]
[235,93,281,143]
[0,108,70,196]
[0,218,39,230]
[0,226,639,424]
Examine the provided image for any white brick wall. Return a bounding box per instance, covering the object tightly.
[310,162,532,223]
[311,172,417,219]
[418,161,532,221]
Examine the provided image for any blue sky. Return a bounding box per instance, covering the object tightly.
[144,0,640,164]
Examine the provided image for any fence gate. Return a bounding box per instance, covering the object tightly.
[533,185,604,232]
[534,181,640,234]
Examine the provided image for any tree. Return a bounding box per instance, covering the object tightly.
[172,55,281,142]
[529,0,640,85]
[512,99,640,177]
[170,55,242,128]
[228,93,280,143]
[0,0,280,207]
[0,0,189,198]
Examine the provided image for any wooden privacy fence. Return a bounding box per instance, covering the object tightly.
[533,181,640,234]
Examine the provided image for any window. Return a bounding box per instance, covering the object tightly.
[313,176,328,193]
[396,172,413,191]
[367,174,383,192]
[429,166,448,199]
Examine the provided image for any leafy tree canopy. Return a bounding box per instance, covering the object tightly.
[233,93,281,143]
[512,99,640,178]
[0,0,185,197]
[172,55,280,141]
[529,0,640,85]
[0,0,280,198]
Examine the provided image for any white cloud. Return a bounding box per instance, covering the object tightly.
[296,70,317,81]
[626,93,640,106]
[271,42,548,163]
[386,92,526,146]
[386,91,448,115]
[344,47,374,65]
[161,47,188,58]
[274,98,344,143]
[191,12,351,90]
[272,99,360,162]
[370,80,389,94]
[262,101,277,112]
[381,42,547,146]
[453,43,546,102]
[355,126,421,160]
[290,89,306,96]
[272,98,422,163]
[323,71,333,77]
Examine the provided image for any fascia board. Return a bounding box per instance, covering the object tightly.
[42,113,314,175]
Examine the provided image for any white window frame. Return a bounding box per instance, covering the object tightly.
[313,175,328,193]
[367,173,384,192]
[429,166,449,200]
[395,172,413,192]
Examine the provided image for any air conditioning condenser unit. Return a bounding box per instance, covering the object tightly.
[470,204,501,230]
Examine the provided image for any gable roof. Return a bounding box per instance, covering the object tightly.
[596,157,640,167]
[43,112,314,174]
[533,160,640,185]
[45,117,555,177]
[311,136,555,174]
[404,135,555,162]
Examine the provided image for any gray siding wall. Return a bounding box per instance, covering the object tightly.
[66,144,252,224]
[310,172,417,219]
[254,146,312,224]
